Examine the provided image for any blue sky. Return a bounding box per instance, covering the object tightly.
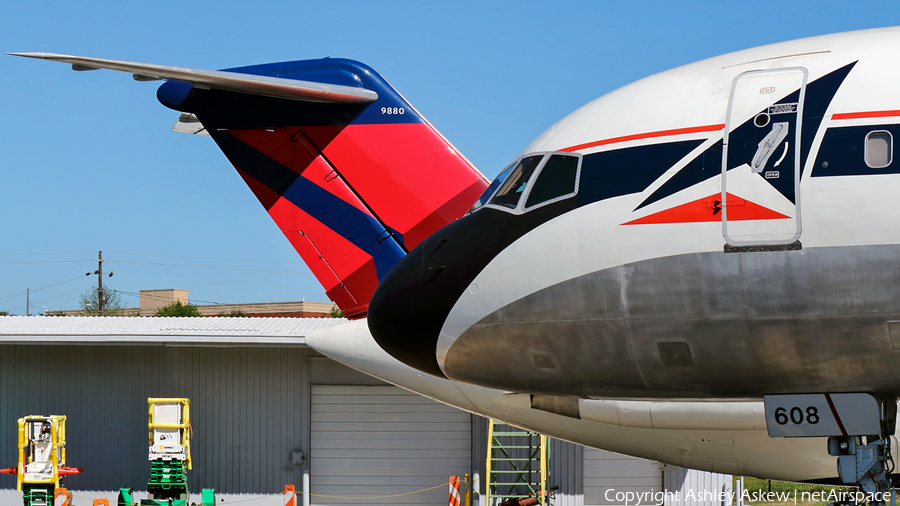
[1,1,898,313]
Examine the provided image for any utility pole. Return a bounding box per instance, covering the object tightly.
[26,288,29,316]
[86,251,113,316]
[97,251,103,316]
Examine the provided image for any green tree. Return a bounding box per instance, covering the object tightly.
[216,309,247,318]
[217,309,247,317]
[0,311,12,316]
[154,300,202,317]
[329,306,344,318]
[78,286,127,316]
[45,310,67,317]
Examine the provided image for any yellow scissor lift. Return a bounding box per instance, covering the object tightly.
[1,415,83,506]
[123,398,213,506]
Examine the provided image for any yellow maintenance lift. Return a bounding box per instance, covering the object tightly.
[1,415,82,506]
[126,398,213,506]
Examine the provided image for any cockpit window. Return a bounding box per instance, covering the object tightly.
[469,161,516,213]
[524,154,579,209]
[489,155,543,209]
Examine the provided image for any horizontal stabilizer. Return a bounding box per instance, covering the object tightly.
[171,113,209,136]
[8,52,378,104]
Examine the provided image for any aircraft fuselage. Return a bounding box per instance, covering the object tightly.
[368,27,900,400]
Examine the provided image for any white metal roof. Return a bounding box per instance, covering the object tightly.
[0,316,346,346]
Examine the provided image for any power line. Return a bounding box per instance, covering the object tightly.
[0,251,317,311]
[0,254,312,276]
[107,259,311,275]
[0,251,307,266]
[1,281,94,312]
[29,274,89,293]
[19,288,85,293]
[111,290,315,308]
[106,251,307,266]
[0,273,95,303]
[0,260,93,265]
[0,290,37,303]
[0,251,95,257]
[112,289,222,306]
[29,284,94,306]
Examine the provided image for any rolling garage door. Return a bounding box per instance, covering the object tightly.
[584,448,662,505]
[310,385,472,505]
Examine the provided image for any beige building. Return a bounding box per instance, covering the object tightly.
[61,288,337,317]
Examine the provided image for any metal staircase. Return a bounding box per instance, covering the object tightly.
[486,420,549,506]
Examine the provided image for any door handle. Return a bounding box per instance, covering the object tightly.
[751,122,789,173]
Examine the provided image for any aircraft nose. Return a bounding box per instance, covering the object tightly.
[367,228,461,378]
[367,201,577,379]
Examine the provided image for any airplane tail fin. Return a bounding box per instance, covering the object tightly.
[157,58,488,318]
[9,53,488,318]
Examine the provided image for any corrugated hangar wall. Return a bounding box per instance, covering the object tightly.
[0,342,712,506]
[0,345,313,494]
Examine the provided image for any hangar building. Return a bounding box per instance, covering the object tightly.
[0,317,731,506]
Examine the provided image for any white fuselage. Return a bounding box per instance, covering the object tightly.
[318,28,900,481]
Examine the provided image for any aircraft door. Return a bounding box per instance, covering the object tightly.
[722,68,807,247]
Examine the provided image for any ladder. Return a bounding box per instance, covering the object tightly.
[486,420,549,506]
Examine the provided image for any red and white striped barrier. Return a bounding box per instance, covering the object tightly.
[449,476,461,506]
[54,488,69,506]
[283,484,296,506]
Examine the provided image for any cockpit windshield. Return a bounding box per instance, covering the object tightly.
[468,152,580,213]
[469,161,516,213]
[488,155,544,209]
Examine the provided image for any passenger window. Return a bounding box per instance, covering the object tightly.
[866,131,892,168]
[489,155,543,209]
[524,155,579,208]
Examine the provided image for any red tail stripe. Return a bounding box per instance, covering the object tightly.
[269,197,371,282]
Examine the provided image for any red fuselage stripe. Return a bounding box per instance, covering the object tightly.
[560,124,725,153]
[832,110,900,120]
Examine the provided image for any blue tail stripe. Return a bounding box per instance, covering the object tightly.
[281,176,406,280]
[209,129,404,280]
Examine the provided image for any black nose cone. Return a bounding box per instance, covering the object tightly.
[368,201,576,379]
[368,211,499,378]
[366,240,432,375]
[367,229,459,378]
